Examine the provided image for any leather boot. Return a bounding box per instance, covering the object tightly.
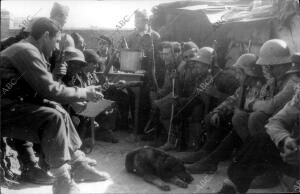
[71,161,110,182]
[51,165,79,194]
[186,131,240,174]
[21,162,54,185]
[179,150,209,164]
[217,179,237,194]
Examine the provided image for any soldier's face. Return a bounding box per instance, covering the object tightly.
[235,68,246,83]
[135,17,147,31]
[42,31,61,58]
[160,48,173,65]
[262,65,273,80]
[76,36,86,51]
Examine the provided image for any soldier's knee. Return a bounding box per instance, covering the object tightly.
[248,111,269,134]
[231,110,248,128]
[44,107,65,126]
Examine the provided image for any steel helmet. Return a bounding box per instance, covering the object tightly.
[64,47,86,64]
[286,52,300,74]
[233,53,263,77]
[257,39,291,65]
[189,47,214,65]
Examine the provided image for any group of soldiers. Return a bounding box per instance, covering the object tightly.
[0,2,300,194]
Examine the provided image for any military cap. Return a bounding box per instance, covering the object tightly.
[50,2,69,18]
[134,9,149,20]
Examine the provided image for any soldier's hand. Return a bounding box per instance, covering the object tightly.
[70,102,87,113]
[284,150,299,166]
[86,85,104,102]
[210,112,220,127]
[52,62,68,77]
[284,137,297,154]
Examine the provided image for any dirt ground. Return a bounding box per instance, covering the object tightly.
[1,131,290,194]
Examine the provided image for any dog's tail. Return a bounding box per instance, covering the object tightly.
[125,150,138,173]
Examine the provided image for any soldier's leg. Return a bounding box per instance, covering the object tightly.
[186,130,242,174]
[14,139,54,184]
[231,109,250,142]
[2,103,109,193]
[202,112,232,152]
[248,111,270,136]
[224,133,284,193]
[14,140,37,167]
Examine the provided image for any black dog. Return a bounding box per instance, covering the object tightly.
[125,146,193,191]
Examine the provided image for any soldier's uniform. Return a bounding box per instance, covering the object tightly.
[126,10,161,134]
[0,37,87,169]
[220,83,300,194]
[234,40,300,141]
[184,53,265,172]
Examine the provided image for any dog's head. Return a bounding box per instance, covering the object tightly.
[161,156,194,183]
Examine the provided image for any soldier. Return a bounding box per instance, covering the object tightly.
[177,41,199,74]
[182,53,264,166]
[126,9,161,135]
[236,39,300,187]
[0,17,109,194]
[127,9,160,52]
[1,2,74,186]
[71,32,86,51]
[187,39,300,187]
[83,49,119,143]
[217,80,300,194]
[149,41,182,150]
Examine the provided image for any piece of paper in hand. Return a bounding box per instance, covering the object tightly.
[78,99,114,117]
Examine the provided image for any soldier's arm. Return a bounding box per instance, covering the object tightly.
[157,70,171,98]
[10,48,88,104]
[266,99,299,148]
[252,76,300,115]
[213,87,241,115]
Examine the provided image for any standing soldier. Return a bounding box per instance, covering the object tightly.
[149,41,182,150]
[126,9,161,135]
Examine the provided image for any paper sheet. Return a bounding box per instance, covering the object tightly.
[78,99,114,117]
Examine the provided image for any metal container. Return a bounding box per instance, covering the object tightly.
[119,49,143,72]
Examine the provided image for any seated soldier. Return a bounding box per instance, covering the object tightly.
[234,39,300,187]
[0,17,109,194]
[217,82,300,194]
[187,40,300,188]
[83,49,119,143]
[71,32,86,51]
[149,41,182,150]
[182,53,264,166]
